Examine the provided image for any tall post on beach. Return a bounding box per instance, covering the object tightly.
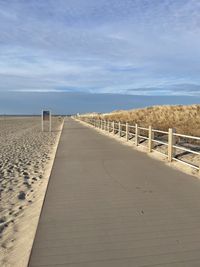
[41,110,51,132]
[135,123,139,146]
[41,111,44,132]
[118,121,121,137]
[49,111,52,132]
[113,121,115,134]
[126,122,129,141]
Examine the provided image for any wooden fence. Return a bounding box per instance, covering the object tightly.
[77,117,200,172]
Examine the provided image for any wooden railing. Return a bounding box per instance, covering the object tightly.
[77,117,200,172]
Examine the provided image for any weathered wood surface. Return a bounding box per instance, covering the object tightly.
[29,118,200,267]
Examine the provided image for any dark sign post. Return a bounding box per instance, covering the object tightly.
[41,110,51,132]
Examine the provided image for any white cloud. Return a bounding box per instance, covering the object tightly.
[0,0,200,95]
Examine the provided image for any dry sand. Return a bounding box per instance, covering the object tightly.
[0,116,64,267]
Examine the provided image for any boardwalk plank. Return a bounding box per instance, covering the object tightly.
[28,119,200,267]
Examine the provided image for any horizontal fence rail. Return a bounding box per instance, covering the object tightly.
[77,117,200,173]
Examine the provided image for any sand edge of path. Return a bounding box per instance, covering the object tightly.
[6,119,65,267]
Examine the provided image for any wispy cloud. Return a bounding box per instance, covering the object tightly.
[0,0,200,95]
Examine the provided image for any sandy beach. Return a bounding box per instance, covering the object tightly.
[0,116,63,267]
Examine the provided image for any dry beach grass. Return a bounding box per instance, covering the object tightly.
[96,104,200,136]
[0,116,63,267]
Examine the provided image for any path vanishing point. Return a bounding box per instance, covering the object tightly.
[29,118,200,267]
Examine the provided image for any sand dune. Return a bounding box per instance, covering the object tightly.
[0,116,63,267]
[85,104,200,136]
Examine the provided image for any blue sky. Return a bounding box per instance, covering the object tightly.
[0,0,200,96]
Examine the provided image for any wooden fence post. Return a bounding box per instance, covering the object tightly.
[135,124,139,146]
[113,121,115,134]
[126,122,129,141]
[118,121,121,137]
[168,128,176,162]
[148,126,154,152]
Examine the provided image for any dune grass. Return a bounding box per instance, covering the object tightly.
[92,105,200,137]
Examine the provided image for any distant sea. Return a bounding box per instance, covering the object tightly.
[0,92,200,115]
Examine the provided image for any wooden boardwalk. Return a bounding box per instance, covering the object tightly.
[29,118,200,267]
